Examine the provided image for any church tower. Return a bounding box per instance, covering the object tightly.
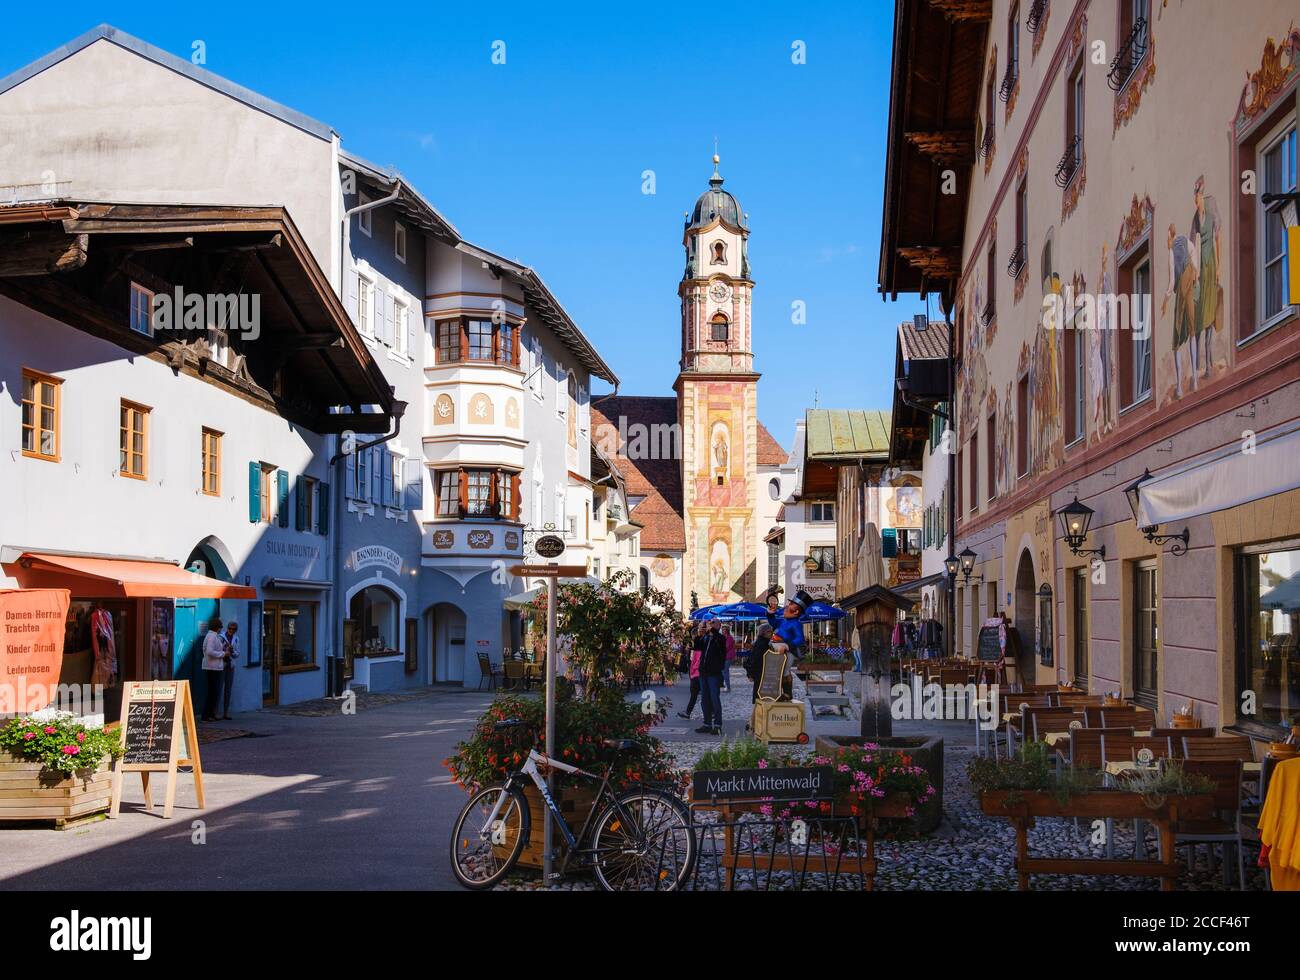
[676,154,760,605]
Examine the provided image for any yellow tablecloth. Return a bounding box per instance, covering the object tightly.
[1259,757,1300,891]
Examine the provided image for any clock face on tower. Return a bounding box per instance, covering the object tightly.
[708,281,731,304]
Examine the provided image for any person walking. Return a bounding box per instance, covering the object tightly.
[697,621,726,735]
[721,625,736,692]
[201,617,227,722]
[221,620,240,720]
[677,626,704,721]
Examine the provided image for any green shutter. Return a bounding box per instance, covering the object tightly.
[248,462,261,523]
[318,483,330,535]
[295,475,307,531]
[882,528,898,559]
[277,470,289,528]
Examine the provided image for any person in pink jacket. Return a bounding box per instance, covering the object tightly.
[721,626,736,692]
[677,625,705,720]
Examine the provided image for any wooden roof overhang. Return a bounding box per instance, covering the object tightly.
[878,0,989,309]
[0,202,399,434]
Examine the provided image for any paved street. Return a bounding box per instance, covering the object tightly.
[0,688,493,891]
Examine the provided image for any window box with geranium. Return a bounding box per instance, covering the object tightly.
[0,715,123,825]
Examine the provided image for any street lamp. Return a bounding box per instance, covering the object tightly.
[943,554,961,578]
[958,547,979,582]
[1122,469,1190,556]
[1055,497,1106,559]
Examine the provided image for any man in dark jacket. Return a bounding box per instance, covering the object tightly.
[696,621,727,734]
[746,624,773,703]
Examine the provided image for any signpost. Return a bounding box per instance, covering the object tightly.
[691,766,834,802]
[109,680,204,819]
[509,555,582,886]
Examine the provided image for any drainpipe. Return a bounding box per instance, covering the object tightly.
[945,305,956,659]
[339,180,402,288]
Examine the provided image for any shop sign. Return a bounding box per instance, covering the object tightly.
[0,588,69,713]
[691,766,833,802]
[110,680,205,820]
[534,535,565,558]
[351,545,403,575]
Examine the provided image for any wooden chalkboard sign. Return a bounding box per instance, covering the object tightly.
[109,680,204,820]
[976,625,1003,662]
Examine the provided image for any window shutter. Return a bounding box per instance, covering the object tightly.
[248,462,261,523]
[457,468,468,514]
[408,306,418,360]
[318,483,330,535]
[370,448,382,504]
[345,450,356,500]
[379,450,392,507]
[348,270,359,326]
[374,286,385,342]
[882,528,898,559]
[403,457,423,511]
[385,293,396,347]
[276,470,289,527]
[295,475,307,531]
[511,474,521,518]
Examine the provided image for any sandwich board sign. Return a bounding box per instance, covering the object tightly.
[109,680,205,819]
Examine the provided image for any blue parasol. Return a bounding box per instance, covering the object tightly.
[800,602,847,622]
[690,604,725,621]
[714,602,771,621]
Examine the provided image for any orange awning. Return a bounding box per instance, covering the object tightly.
[8,553,257,599]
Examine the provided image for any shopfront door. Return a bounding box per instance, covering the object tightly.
[173,598,218,681]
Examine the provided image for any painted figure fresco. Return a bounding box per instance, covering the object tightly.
[1089,243,1116,442]
[1162,175,1223,399]
[710,538,731,596]
[711,421,730,483]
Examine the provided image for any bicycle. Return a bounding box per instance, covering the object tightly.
[449,720,697,891]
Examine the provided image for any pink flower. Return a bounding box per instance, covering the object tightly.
[43,726,57,735]
[77,732,86,743]
[22,732,37,741]
[61,745,80,756]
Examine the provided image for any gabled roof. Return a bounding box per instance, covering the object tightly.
[899,316,951,361]
[756,422,787,465]
[806,409,892,462]
[340,150,460,243]
[0,24,335,141]
[590,398,684,552]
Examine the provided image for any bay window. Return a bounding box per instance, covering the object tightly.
[433,317,521,366]
[434,467,521,519]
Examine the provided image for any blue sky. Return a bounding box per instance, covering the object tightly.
[0,0,927,450]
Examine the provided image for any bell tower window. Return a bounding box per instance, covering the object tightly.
[710,313,729,342]
[711,241,727,265]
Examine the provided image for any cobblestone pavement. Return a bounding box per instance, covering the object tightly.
[496,670,1267,892]
[264,686,446,717]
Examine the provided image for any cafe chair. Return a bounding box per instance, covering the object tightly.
[502,660,526,691]
[1151,728,1215,757]
[1181,735,1254,763]
[477,652,503,691]
[1099,706,1157,732]
[1171,759,1246,890]
[1100,735,1174,859]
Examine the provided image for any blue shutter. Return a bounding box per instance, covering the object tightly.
[408,305,418,360]
[248,462,261,523]
[374,287,386,345]
[277,470,289,528]
[370,448,382,503]
[295,475,307,531]
[381,450,395,507]
[882,528,898,559]
[385,294,396,347]
[318,483,330,535]
[344,449,356,500]
[403,457,423,511]
[347,270,358,326]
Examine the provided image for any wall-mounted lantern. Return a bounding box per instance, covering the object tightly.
[1055,497,1106,560]
[1123,469,1190,556]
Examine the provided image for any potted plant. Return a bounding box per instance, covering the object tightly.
[0,714,123,826]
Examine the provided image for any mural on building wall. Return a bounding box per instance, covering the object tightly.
[1089,243,1116,444]
[434,394,454,425]
[1026,292,1064,476]
[883,482,922,529]
[1234,25,1300,136]
[684,381,754,603]
[505,397,520,429]
[469,393,494,424]
[1161,175,1226,402]
[996,382,1015,495]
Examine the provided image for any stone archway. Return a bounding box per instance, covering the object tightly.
[1013,550,1037,686]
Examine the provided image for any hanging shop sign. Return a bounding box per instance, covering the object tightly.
[534,535,566,559]
[109,680,204,820]
[0,588,70,713]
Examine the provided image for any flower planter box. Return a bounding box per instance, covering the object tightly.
[815,735,944,833]
[0,752,113,828]
[978,789,1216,890]
[494,782,600,871]
[687,788,913,891]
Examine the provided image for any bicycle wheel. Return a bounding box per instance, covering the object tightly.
[449,783,530,890]
[589,788,697,892]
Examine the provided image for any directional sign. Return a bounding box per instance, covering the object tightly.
[509,564,587,578]
[534,535,566,558]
